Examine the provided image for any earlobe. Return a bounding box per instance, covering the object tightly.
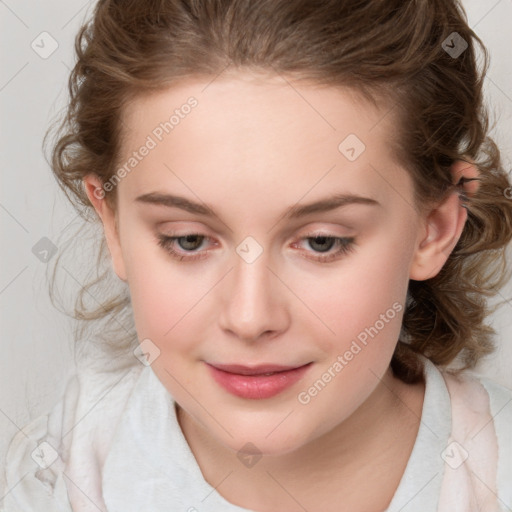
[82,175,128,282]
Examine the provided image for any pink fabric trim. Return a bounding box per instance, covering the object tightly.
[438,370,501,511]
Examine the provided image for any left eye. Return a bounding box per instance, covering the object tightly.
[293,234,356,262]
[157,233,356,263]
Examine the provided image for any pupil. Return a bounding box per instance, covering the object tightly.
[309,236,334,253]
[179,235,202,250]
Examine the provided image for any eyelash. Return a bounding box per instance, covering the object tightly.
[157,232,356,263]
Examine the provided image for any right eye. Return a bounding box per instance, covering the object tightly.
[157,233,212,261]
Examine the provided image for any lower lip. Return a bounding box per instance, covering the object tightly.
[206,363,313,399]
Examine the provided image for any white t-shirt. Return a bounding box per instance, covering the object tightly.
[1,354,511,511]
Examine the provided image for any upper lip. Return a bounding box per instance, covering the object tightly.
[207,362,311,375]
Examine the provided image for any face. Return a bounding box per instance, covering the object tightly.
[84,71,464,457]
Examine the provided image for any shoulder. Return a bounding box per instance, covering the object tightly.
[1,364,143,512]
[440,367,512,443]
[438,367,512,509]
[1,378,76,512]
[475,373,512,425]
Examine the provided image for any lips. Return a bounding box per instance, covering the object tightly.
[206,362,313,399]
[207,363,307,376]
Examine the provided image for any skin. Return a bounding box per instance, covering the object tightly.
[83,70,479,511]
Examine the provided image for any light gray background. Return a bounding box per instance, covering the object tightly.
[1,0,512,486]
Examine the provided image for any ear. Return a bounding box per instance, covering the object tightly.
[82,175,128,282]
[409,160,480,281]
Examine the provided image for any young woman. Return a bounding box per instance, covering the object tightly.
[3,1,512,511]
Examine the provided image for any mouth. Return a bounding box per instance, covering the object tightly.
[205,362,313,399]
[207,362,310,376]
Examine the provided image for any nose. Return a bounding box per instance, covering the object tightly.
[218,248,290,343]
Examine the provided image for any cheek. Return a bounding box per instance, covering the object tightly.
[291,237,413,428]
[350,240,410,322]
[120,232,198,345]
[294,231,412,350]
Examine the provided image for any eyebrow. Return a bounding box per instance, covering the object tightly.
[135,192,380,219]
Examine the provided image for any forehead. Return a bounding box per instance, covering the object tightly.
[121,71,391,147]
[116,72,412,217]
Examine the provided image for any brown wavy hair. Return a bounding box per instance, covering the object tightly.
[45,0,512,381]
